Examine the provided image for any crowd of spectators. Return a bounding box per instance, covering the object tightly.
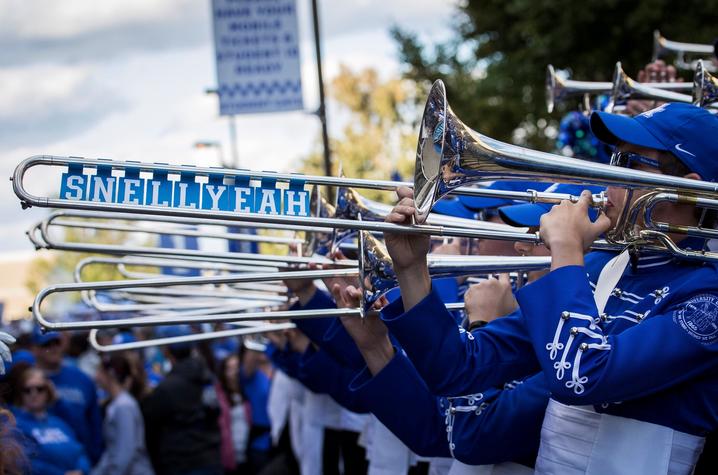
[0,324,283,475]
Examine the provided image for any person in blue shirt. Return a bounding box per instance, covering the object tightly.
[382,102,718,474]
[10,365,90,475]
[239,339,273,472]
[32,329,103,465]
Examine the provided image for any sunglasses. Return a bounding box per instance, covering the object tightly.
[22,385,48,395]
[609,151,662,171]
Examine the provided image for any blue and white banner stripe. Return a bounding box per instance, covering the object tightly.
[59,164,311,217]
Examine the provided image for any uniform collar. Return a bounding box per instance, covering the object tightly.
[626,236,707,274]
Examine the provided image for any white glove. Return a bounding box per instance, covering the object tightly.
[0,331,16,375]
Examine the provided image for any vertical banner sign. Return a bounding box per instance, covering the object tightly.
[211,0,304,115]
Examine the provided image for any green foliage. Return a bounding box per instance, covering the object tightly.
[300,65,420,202]
[392,0,718,149]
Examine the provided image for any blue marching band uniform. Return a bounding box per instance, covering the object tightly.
[259,103,718,475]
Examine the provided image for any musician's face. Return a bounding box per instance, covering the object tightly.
[474,214,520,256]
[605,144,665,226]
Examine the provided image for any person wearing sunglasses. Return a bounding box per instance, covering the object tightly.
[10,365,90,475]
[32,329,104,466]
[382,102,718,474]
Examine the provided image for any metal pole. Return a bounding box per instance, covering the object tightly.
[228,115,239,169]
[311,0,331,177]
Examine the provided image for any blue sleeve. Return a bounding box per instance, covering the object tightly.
[517,265,718,405]
[290,288,337,344]
[297,346,368,413]
[382,287,539,396]
[319,320,367,370]
[84,377,104,463]
[77,453,91,474]
[348,348,451,458]
[447,374,549,466]
[266,343,302,378]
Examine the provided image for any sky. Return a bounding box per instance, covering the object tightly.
[0,0,458,254]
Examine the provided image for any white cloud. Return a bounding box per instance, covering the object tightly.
[0,1,456,252]
[0,64,126,149]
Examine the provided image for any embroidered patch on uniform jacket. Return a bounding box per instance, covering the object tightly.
[673,294,718,345]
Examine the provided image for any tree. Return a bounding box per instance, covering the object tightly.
[299,65,421,202]
[392,0,718,150]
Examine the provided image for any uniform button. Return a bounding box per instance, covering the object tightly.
[635,314,643,321]
[450,407,457,414]
[570,327,579,336]
[600,313,608,322]
[561,311,570,320]
[655,289,663,297]
[579,343,589,351]
[612,288,622,297]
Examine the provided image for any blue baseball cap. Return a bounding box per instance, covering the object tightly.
[590,103,718,181]
[431,196,477,219]
[499,183,605,227]
[32,327,61,346]
[458,181,553,211]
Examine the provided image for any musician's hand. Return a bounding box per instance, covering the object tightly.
[286,329,311,354]
[432,238,464,256]
[626,60,681,116]
[319,251,360,292]
[464,274,517,324]
[333,284,393,376]
[384,187,431,271]
[384,186,432,312]
[540,191,612,270]
[265,330,288,350]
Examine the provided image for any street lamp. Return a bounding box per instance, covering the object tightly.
[193,140,225,167]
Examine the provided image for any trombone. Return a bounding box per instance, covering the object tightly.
[27,213,350,268]
[545,64,691,113]
[693,60,718,108]
[12,155,606,245]
[653,30,716,72]
[412,79,718,260]
[606,62,696,112]
[33,230,550,331]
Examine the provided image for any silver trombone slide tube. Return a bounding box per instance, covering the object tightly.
[653,30,714,59]
[88,322,298,352]
[27,222,47,250]
[103,292,284,307]
[73,256,283,308]
[46,210,332,234]
[39,221,351,267]
[75,256,288,292]
[48,218,303,246]
[87,293,283,313]
[113,257,280,278]
[642,192,718,241]
[34,268,360,331]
